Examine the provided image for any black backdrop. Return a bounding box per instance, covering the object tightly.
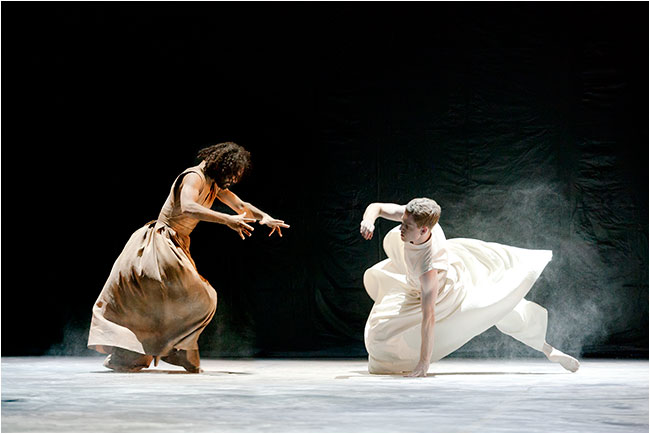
[2,2,647,359]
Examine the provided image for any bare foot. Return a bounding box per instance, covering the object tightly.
[161,349,202,373]
[103,354,146,373]
[543,343,580,372]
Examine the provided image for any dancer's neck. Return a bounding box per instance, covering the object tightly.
[410,232,432,245]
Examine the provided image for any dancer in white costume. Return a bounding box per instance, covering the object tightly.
[360,199,580,377]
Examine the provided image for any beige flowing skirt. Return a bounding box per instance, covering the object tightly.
[364,227,552,374]
[88,221,217,356]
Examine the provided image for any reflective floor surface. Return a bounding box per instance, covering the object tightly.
[2,357,647,432]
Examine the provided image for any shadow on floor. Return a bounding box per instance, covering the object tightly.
[334,370,562,379]
[91,370,252,375]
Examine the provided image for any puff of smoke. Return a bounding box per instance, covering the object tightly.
[46,321,96,357]
[439,180,609,359]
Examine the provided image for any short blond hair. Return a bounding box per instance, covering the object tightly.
[405,198,441,229]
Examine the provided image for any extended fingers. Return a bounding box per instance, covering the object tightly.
[406,368,428,377]
[239,228,253,240]
[268,226,283,237]
[272,219,290,228]
[267,219,290,228]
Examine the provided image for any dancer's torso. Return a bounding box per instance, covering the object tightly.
[403,224,450,292]
[156,166,220,246]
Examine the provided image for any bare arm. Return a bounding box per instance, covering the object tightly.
[360,203,406,240]
[364,202,405,222]
[179,173,256,239]
[216,188,266,219]
[216,188,290,237]
[406,269,439,377]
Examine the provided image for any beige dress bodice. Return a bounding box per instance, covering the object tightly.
[156,166,220,247]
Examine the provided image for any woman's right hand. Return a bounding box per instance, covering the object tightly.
[227,212,256,240]
[360,219,376,240]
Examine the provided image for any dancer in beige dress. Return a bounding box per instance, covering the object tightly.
[360,198,580,377]
[88,142,289,373]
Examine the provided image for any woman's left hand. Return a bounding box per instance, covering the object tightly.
[260,215,290,237]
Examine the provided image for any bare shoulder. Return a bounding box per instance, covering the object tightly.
[177,170,204,194]
[181,166,205,181]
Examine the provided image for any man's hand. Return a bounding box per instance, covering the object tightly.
[260,215,290,237]
[405,360,430,377]
[360,219,375,240]
[226,212,256,240]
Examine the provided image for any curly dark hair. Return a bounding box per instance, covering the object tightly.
[196,142,251,189]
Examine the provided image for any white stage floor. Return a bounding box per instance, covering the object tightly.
[1,357,647,432]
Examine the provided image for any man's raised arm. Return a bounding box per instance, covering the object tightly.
[360,203,406,240]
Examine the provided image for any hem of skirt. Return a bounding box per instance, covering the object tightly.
[88,343,200,357]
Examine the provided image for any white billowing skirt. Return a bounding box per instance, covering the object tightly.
[364,227,552,374]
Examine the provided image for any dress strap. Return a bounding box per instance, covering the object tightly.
[171,169,206,203]
[182,168,205,179]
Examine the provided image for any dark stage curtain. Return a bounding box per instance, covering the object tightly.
[2,3,647,359]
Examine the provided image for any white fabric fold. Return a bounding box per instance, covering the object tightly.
[364,225,552,374]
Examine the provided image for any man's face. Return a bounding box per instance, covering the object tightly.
[400,212,423,243]
[220,176,237,190]
[219,168,245,190]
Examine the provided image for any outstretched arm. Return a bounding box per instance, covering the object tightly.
[406,269,439,377]
[216,189,290,237]
[179,173,256,240]
[360,203,406,240]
